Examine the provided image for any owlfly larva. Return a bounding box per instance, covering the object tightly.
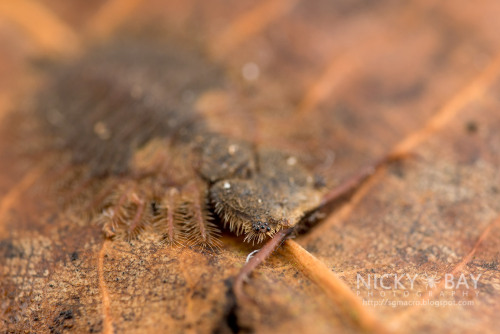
[33,34,395,304]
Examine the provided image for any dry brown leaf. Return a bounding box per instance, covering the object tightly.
[1,1,499,333]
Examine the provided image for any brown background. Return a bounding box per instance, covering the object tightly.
[1,0,499,333]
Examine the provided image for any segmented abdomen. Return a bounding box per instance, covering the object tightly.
[37,38,231,248]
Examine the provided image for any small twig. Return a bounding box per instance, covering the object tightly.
[283,240,391,334]
[233,228,292,304]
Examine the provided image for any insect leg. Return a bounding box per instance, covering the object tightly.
[153,188,185,245]
[127,192,147,240]
[182,182,222,250]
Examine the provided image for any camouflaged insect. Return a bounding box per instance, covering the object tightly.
[37,36,326,248]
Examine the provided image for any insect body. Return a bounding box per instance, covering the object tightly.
[38,37,326,248]
[210,147,324,243]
